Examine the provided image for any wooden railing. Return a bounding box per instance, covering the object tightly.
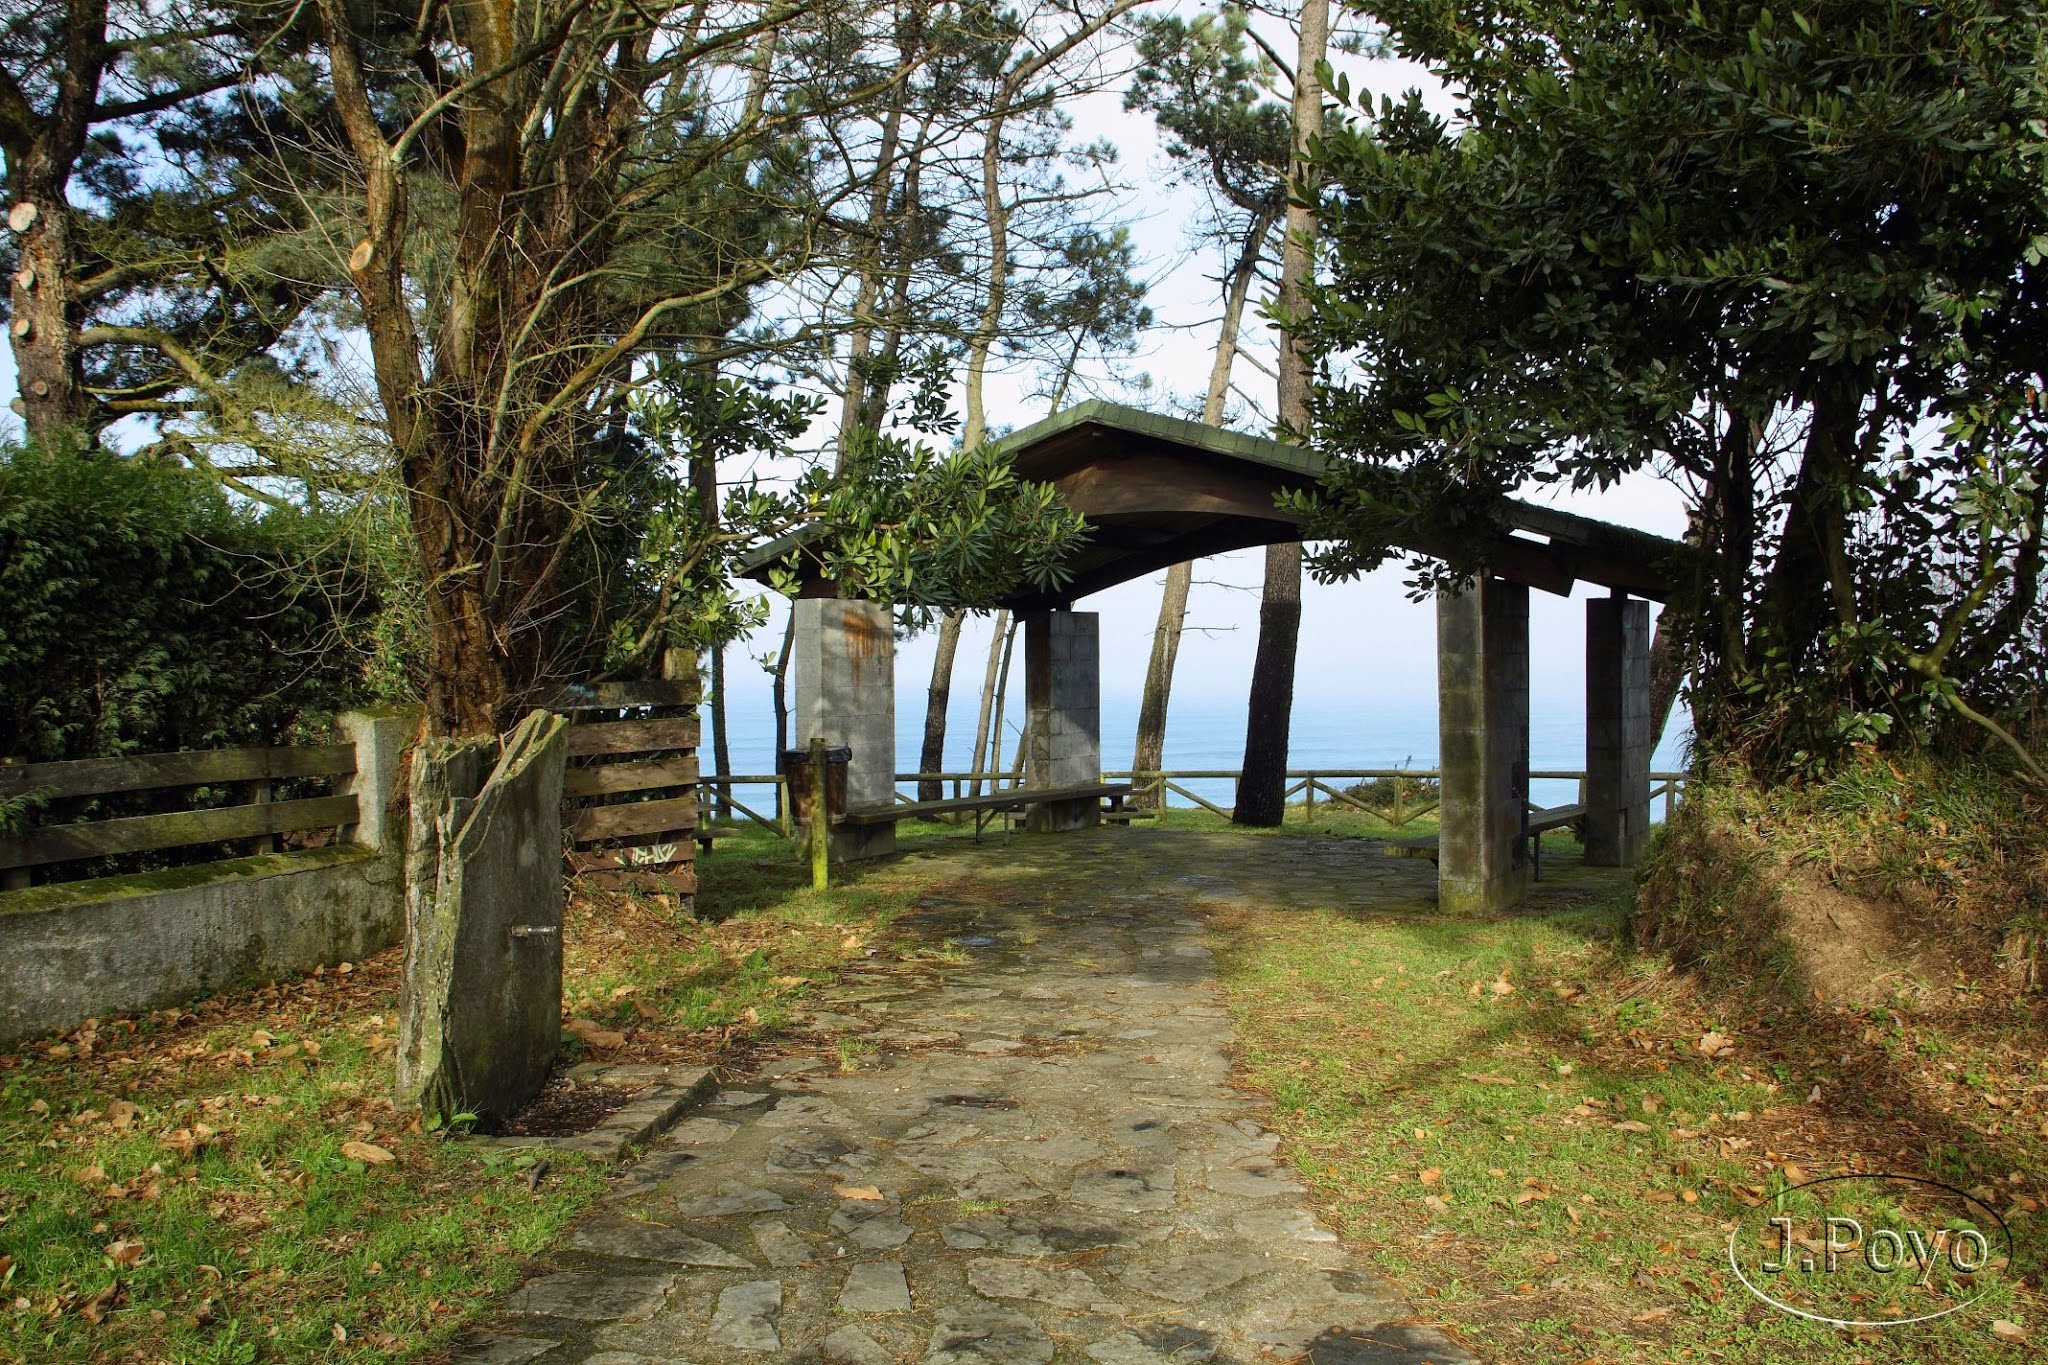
[1107,768,1690,828]
[0,744,361,888]
[686,767,1690,839]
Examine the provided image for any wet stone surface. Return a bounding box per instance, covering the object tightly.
[455,829,1479,1364]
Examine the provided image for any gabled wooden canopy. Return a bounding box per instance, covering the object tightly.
[742,400,1685,608]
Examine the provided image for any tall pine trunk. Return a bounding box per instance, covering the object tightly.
[967,610,1009,798]
[1234,0,1327,827]
[918,612,964,800]
[1134,209,1275,808]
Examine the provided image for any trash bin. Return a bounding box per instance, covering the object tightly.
[779,745,852,825]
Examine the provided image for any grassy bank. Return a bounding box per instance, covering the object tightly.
[0,835,919,1364]
[1212,854,2047,1359]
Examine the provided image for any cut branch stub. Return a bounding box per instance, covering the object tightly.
[348,239,375,273]
[12,266,32,291]
[10,317,30,340]
[6,203,34,233]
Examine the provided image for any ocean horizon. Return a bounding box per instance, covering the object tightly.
[697,679,1690,817]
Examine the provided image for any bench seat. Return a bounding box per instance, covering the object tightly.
[842,783,1135,830]
[1382,803,1589,877]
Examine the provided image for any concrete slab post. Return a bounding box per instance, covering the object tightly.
[1585,595,1653,867]
[793,597,896,861]
[336,707,418,854]
[1436,579,1531,914]
[1024,610,1101,833]
[396,710,570,1127]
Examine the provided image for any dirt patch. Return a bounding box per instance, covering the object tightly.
[1776,864,1959,1009]
[499,1077,646,1137]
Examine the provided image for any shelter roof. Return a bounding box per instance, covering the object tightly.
[742,400,1686,607]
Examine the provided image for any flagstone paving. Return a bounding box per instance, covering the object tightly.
[457,828,1502,1365]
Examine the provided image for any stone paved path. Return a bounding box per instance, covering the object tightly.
[459,830,1482,1365]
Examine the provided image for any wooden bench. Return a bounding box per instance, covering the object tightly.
[842,783,1136,840]
[1384,803,1587,880]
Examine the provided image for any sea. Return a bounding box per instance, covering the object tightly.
[702,685,1691,819]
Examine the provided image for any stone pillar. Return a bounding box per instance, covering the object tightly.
[335,707,418,854]
[793,597,896,861]
[1585,595,1653,867]
[1024,610,1101,833]
[1436,579,1531,914]
[396,710,570,1127]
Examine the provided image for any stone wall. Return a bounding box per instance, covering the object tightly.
[0,710,413,1050]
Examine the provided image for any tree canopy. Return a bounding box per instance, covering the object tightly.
[1295,0,2048,778]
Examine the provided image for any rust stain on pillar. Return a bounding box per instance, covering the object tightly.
[845,606,888,688]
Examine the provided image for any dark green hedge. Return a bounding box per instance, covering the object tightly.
[0,441,380,763]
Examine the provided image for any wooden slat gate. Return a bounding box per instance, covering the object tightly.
[551,679,701,895]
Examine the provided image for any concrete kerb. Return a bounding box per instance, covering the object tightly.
[485,1064,719,1164]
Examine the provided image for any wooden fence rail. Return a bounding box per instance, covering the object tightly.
[686,768,1690,839]
[0,744,361,886]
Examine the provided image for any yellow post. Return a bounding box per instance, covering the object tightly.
[809,736,829,890]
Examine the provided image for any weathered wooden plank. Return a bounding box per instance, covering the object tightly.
[0,744,357,801]
[0,794,360,870]
[568,794,700,842]
[543,679,701,711]
[562,756,700,797]
[840,782,1133,826]
[565,717,700,757]
[1527,803,1587,832]
[567,839,698,872]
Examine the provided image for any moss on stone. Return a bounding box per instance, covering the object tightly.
[0,844,376,917]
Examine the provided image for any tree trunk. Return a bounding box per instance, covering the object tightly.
[1763,383,1861,671]
[710,642,732,822]
[1646,613,1684,758]
[1236,542,1304,825]
[1234,0,1326,828]
[1134,208,1275,808]
[5,2,109,439]
[773,606,795,774]
[967,612,1007,798]
[837,93,907,466]
[918,611,964,800]
[985,615,1019,791]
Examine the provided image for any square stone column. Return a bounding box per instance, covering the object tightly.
[793,597,896,861]
[336,706,419,855]
[1585,595,1653,867]
[1436,579,1531,914]
[1024,610,1101,833]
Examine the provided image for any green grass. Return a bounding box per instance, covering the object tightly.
[0,826,927,1365]
[1211,891,2044,1362]
[0,971,606,1364]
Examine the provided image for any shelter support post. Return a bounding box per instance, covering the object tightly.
[793,597,896,861]
[1584,594,1653,867]
[1436,579,1531,913]
[1024,610,1102,833]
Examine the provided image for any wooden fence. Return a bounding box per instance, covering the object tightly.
[683,767,1691,838]
[0,744,360,889]
[554,681,702,893]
